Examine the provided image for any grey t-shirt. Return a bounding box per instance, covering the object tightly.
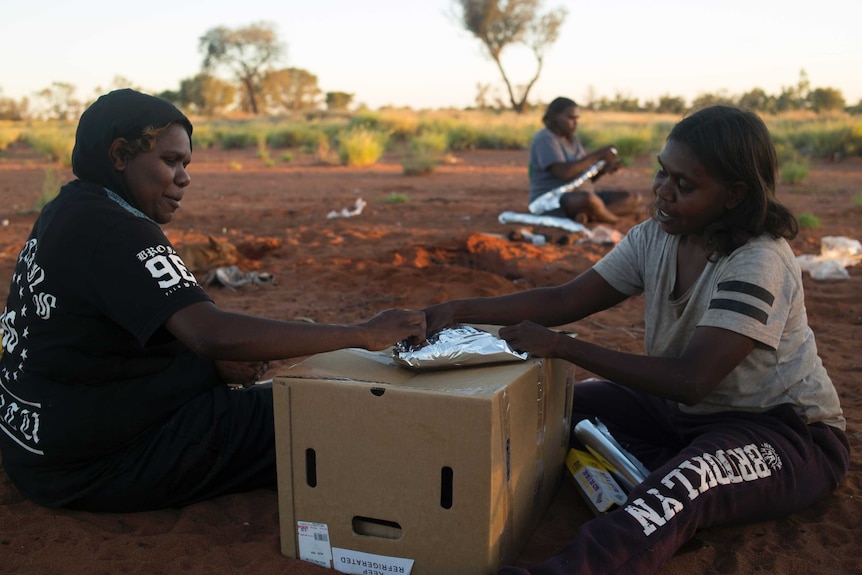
[592,219,845,429]
[528,128,592,203]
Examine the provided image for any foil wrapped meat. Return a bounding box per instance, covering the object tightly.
[394,325,528,369]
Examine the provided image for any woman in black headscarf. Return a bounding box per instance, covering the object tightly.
[0,89,425,511]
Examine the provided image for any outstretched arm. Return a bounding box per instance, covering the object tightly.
[165,301,425,361]
[500,322,755,405]
[424,269,628,334]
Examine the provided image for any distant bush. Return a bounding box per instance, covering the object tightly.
[769,116,862,158]
[266,125,322,149]
[780,161,810,184]
[0,126,21,151]
[349,111,418,142]
[315,134,340,165]
[401,130,449,175]
[338,128,389,167]
[384,193,410,204]
[25,128,74,166]
[191,124,216,149]
[34,168,63,211]
[216,129,259,150]
[797,213,821,229]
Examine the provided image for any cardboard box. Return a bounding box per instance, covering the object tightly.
[273,347,574,575]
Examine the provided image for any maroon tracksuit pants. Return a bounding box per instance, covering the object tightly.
[499,379,850,575]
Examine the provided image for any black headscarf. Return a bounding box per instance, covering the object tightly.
[71,89,193,202]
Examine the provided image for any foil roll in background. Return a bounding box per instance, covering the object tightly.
[527,147,618,215]
[394,325,528,369]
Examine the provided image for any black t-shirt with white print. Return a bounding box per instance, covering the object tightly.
[0,180,215,468]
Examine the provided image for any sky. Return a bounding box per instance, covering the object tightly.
[1,0,860,111]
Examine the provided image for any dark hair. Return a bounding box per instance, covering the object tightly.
[112,122,185,162]
[542,97,577,128]
[666,105,797,256]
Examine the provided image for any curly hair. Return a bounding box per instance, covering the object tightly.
[666,105,798,257]
[112,122,183,161]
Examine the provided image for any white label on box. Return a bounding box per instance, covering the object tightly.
[297,521,333,567]
[332,547,415,575]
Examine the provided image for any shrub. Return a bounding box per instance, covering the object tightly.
[780,160,809,184]
[797,213,821,229]
[612,135,653,166]
[280,152,295,163]
[315,134,340,165]
[216,129,259,150]
[0,127,21,151]
[34,168,63,211]
[26,129,74,166]
[191,124,216,149]
[400,131,449,175]
[384,193,410,204]
[267,125,321,149]
[338,128,389,167]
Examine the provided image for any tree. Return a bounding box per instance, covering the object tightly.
[454,0,567,113]
[655,94,686,115]
[199,21,286,115]
[691,90,735,110]
[35,82,82,121]
[737,88,772,113]
[326,91,355,111]
[775,69,811,112]
[259,67,321,113]
[178,74,237,116]
[808,87,845,113]
[0,88,28,121]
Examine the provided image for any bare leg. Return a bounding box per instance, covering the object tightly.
[596,190,642,217]
[560,191,619,224]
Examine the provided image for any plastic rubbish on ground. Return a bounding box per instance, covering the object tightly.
[202,266,275,290]
[579,225,622,245]
[514,228,548,246]
[326,197,367,219]
[527,148,617,214]
[393,325,528,369]
[796,236,862,280]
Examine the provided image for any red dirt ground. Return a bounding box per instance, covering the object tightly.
[0,143,860,574]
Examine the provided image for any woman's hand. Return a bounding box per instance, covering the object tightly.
[359,309,426,351]
[422,302,457,337]
[498,321,565,358]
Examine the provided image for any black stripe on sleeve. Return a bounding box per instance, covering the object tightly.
[717,280,775,306]
[708,298,769,324]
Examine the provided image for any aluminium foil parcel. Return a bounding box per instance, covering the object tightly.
[273,347,574,575]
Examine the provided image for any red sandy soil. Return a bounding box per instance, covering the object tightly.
[0,142,860,574]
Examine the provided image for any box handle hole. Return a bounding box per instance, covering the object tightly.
[352,516,402,539]
[441,466,454,509]
[305,448,317,487]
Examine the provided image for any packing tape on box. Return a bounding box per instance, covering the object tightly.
[495,386,515,570]
[532,360,547,511]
